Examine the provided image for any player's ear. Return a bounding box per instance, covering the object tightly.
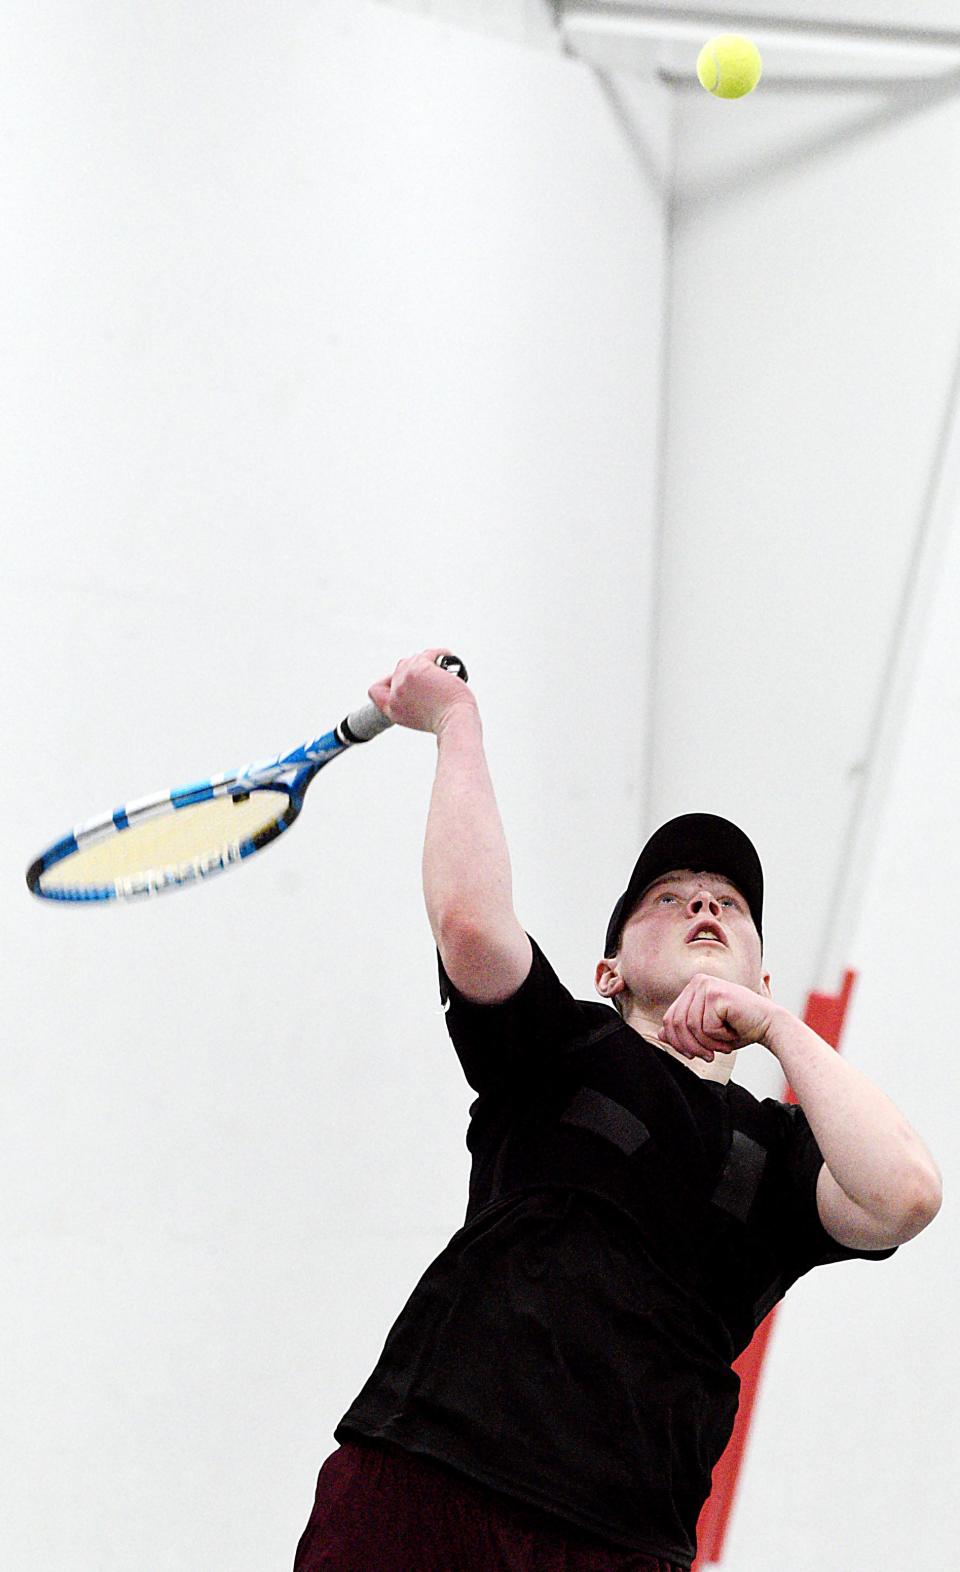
[595,958,624,1000]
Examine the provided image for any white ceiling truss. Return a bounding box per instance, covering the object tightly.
[553,2,960,90]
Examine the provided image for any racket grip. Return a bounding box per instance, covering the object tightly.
[340,653,469,744]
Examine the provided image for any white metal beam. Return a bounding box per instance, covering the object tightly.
[813,327,960,990]
[557,2,960,53]
[557,3,960,92]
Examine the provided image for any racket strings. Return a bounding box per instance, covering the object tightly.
[38,790,288,894]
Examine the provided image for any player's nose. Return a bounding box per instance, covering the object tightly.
[686,891,722,919]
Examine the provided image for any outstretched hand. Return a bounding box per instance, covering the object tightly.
[659,974,778,1062]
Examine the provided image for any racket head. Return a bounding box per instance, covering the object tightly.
[28,766,318,903]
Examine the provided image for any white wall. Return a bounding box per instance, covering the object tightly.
[1,2,669,1567]
[665,74,959,1568]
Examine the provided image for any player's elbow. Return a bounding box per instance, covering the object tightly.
[897,1169,943,1242]
[914,1167,943,1225]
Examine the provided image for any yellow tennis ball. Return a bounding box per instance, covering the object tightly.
[696,35,762,99]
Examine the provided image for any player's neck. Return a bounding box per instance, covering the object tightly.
[623,1006,736,1085]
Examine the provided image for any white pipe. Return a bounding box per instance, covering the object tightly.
[813,326,960,991]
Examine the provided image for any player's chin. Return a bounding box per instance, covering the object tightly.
[681,944,732,976]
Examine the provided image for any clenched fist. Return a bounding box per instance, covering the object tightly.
[659,974,778,1062]
[368,648,477,736]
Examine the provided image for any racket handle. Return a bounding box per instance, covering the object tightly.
[340,653,469,744]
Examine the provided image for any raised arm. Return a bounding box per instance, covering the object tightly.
[368,650,532,1003]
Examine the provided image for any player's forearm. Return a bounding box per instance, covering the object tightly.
[764,1006,942,1224]
[422,705,517,942]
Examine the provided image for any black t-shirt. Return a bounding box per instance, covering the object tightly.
[335,935,897,1566]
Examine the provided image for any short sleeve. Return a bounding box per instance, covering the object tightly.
[763,1099,899,1273]
[437,932,617,1094]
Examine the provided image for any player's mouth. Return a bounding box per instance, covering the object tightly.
[685,921,727,946]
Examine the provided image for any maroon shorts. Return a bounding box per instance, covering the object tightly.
[293,1439,689,1572]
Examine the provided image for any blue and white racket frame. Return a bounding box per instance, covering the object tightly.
[27,654,468,903]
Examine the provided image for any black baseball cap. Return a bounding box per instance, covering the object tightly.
[604,813,764,957]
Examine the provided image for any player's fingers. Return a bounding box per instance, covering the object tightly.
[704,1001,738,1042]
[403,647,453,672]
[367,677,394,715]
[702,985,740,1044]
[657,1008,684,1055]
[689,999,722,1061]
[660,996,694,1057]
[386,655,427,694]
[395,651,452,685]
[692,983,710,1038]
[695,988,732,1046]
[682,1020,714,1060]
[679,989,717,1060]
[688,977,736,1044]
[662,1007,710,1061]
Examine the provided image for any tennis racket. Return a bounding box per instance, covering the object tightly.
[27,653,468,903]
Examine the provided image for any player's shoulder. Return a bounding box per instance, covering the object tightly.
[565,997,625,1043]
[727,1081,799,1145]
[438,929,620,1042]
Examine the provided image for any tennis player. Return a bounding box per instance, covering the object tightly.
[293,649,942,1572]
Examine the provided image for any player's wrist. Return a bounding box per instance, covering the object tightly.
[435,699,482,742]
[759,1002,799,1056]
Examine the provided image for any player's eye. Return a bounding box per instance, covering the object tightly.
[655,893,677,904]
